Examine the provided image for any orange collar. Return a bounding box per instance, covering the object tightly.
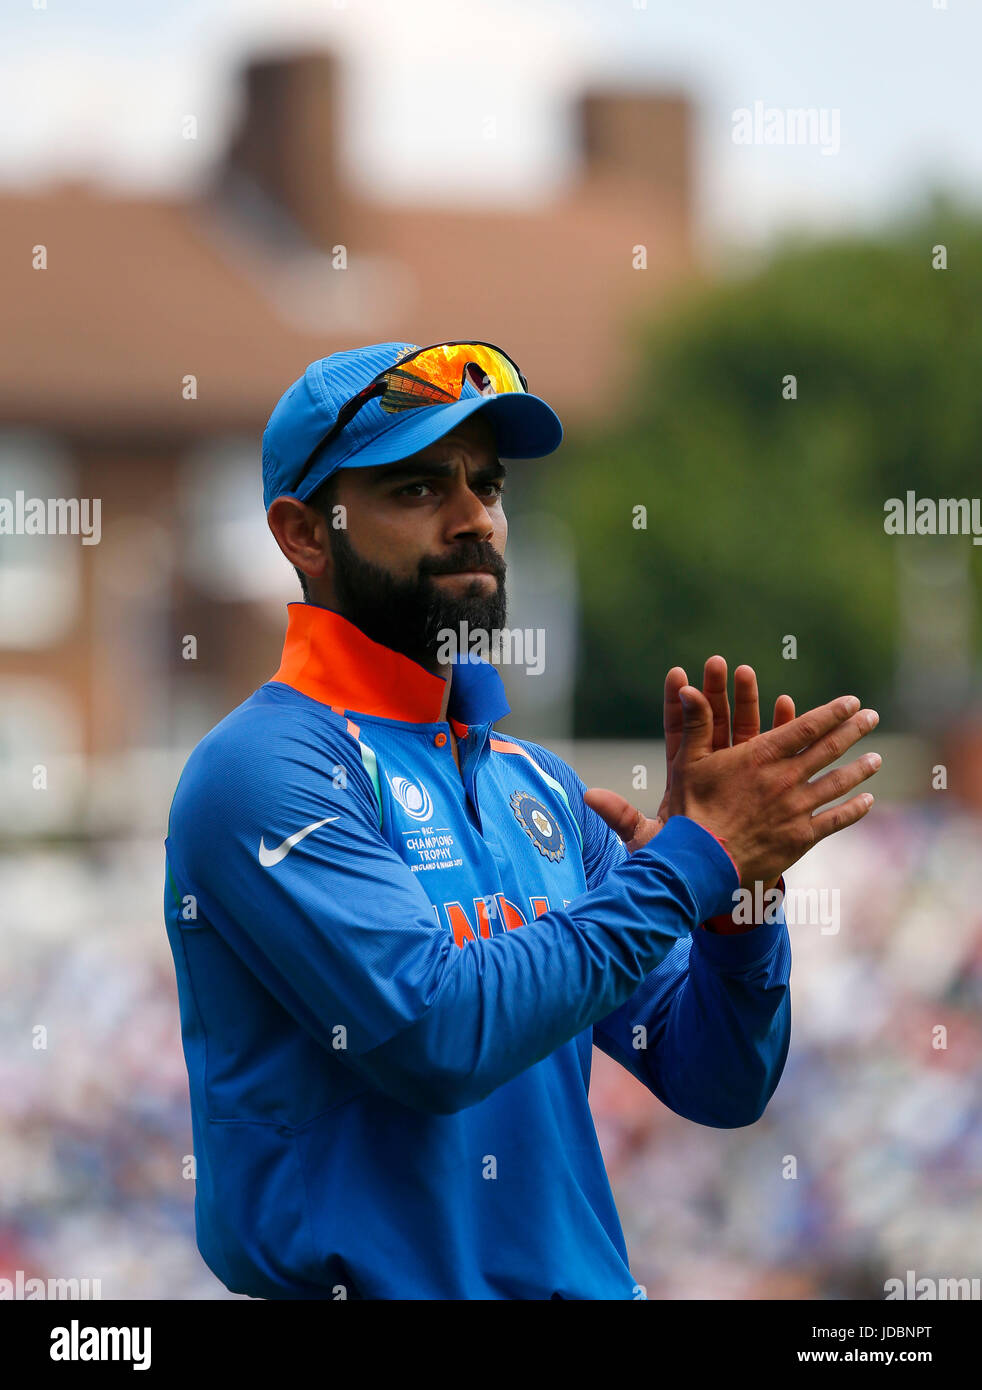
[270,602,510,731]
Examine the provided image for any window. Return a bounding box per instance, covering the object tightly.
[180,438,296,605]
[0,434,80,648]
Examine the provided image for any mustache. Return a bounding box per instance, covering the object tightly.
[420,543,506,579]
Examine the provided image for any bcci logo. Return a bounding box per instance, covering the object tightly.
[386,774,434,822]
[510,790,565,863]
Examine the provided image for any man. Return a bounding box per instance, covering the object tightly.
[164,340,880,1300]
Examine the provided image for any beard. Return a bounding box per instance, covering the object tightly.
[325,527,507,668]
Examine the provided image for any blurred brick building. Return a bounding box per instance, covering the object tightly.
[0,48,695,834]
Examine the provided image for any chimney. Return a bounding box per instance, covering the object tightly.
[221,50,348,248]
[577,89,691,211]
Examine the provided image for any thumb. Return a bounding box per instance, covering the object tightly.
[675,684,715,764]
[583,787,662,852]
[583,787,643,841]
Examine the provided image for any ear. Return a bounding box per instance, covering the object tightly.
[266,496,330,583]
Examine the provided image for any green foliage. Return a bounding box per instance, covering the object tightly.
[530,198,982,738]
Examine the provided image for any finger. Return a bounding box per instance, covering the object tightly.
[797,708,879,777]
[583,787,661,851]
[804,750,881,813]
[757,695,861,761]
[702,655,730,751]
[663,667,688,767]
[674,685,716,763]
[583,787,643,842]
[772,694,795,727]
[732,664,760,744]
[809,790,875,843]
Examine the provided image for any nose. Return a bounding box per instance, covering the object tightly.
[443,478,496,541]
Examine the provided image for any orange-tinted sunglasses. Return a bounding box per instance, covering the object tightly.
[293,341,528,491]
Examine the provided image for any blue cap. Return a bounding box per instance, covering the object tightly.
[261,341,564,509]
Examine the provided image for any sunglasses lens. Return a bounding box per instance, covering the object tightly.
[293,343,528,493]
[378,344,524,414]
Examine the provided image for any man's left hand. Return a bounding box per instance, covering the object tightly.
[584,657,795,885]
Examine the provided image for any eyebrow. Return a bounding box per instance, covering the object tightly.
[373,459,507,487]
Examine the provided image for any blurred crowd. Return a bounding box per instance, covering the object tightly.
[2,787,981,1299]
[0,839,237,1299]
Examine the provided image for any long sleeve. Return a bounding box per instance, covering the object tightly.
[165,711,740,1117]
[522,741,793,1128]
[591,918,791,1126]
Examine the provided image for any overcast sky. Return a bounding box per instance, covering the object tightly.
[1,0,978,252]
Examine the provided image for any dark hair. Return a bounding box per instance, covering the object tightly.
[294,474,340,601]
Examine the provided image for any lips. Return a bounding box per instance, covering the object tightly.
[425,549,504,580]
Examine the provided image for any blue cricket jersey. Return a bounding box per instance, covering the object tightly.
[163,602,791,1299]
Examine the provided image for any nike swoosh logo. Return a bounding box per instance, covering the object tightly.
[258,816,339,867]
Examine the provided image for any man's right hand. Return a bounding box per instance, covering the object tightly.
[667,686,881,887]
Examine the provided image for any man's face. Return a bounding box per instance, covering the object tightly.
[323,413,508,666]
